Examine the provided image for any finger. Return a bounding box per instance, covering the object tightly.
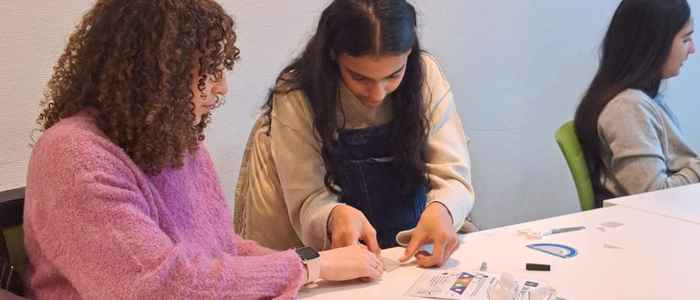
[414,250,431,261]
[332,236,355,249]
[331,235,340,249]
[399,232,426,262]
[361,225,381,255]
[330,234,344,249]
[365,261,383,280]
[447,238,460,257]
[332,231,358,248]
[371,251,384,271]
[417,238,446,268]
[430,239,457,267]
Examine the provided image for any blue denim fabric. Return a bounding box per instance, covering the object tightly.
[330,123,427,248]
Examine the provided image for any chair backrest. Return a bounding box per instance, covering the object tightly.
[554,121,596,211]
[1,187,26,296]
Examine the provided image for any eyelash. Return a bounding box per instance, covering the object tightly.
[352,73,401,82]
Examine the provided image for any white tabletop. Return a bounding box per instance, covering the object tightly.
[605,183,700,224]
[300,206,700,300]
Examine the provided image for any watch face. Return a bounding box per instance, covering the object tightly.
[295,246,320,260]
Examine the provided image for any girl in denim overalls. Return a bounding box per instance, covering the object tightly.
[240,0,475,268]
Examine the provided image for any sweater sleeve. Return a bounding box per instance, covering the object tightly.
[270,91,343,251]
[422,55,475,231]
[197,145,281,258]
[232,234,280,257]
[25,132,305,299]
[598,94,700,195]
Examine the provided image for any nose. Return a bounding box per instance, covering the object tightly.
[689,40,696,55]
[213,74,229,96]
[367,81,387,103]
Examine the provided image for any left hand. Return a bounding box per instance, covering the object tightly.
[399,202,459,267]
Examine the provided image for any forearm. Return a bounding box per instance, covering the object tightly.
[427,179,474,231]
[270,112,343,250]
[127,248,305,299]
[611,156,700,194]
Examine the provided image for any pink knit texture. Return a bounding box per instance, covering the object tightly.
[24,112,304,299]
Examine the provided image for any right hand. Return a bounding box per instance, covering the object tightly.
[319,244,383,281]
[328,205,381,255]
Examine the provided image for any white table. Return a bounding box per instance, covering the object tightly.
[605,183,700,224]
[300,206,700,300]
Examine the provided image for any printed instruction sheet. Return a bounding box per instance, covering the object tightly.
[405,271,547,300]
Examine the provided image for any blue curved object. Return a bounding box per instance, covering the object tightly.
[526,243,578,258]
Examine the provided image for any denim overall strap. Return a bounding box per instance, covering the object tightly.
[329,123,427,249]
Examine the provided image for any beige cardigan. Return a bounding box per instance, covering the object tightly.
[234,54,476,251]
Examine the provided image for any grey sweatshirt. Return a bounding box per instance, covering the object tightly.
[598,89,700,196]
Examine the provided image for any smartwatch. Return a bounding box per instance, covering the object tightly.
[295,246,321,284]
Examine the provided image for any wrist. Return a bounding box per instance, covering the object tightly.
[318,251,329,280]
[327,205,345,238]
[426,201,454,226]
[295,247,321,284]
[301,263,310,283]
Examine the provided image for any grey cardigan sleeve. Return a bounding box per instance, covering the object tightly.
[598,94,700,195]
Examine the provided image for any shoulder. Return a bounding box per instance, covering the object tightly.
[30,112,138,181]
[598,89,666,141]
[418,53,455,116]
[420,53,444,78]
[270,87,315,132]
[607,89,656,109]
[420,53,450,89]
[601,89,662,123]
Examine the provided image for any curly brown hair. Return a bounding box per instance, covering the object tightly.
[38,0,240,175]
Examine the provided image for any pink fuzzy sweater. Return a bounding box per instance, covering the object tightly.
[24,111,305,299]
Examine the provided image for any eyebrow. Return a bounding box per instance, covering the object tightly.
[346,64,406,80]
[686,30,695,37]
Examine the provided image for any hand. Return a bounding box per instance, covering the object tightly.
[399,202,459,267]
[328,205,381,255]
[318,244,383,281]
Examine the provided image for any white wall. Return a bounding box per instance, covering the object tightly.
[2,1,699,229]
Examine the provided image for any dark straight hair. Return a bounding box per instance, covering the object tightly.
[574,0,691,206]
[263,0,428,196]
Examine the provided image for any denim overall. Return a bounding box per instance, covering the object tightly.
[330,123,427,249]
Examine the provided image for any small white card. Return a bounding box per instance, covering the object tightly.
[380,256,400,272]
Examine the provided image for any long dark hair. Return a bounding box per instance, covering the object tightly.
[263,0,428,195]
[574,0,690,206]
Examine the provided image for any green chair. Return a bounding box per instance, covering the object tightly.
[1,187,27,297]
[554,121,596,211]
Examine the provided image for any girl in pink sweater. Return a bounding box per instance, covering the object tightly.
[24,1,382,299]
